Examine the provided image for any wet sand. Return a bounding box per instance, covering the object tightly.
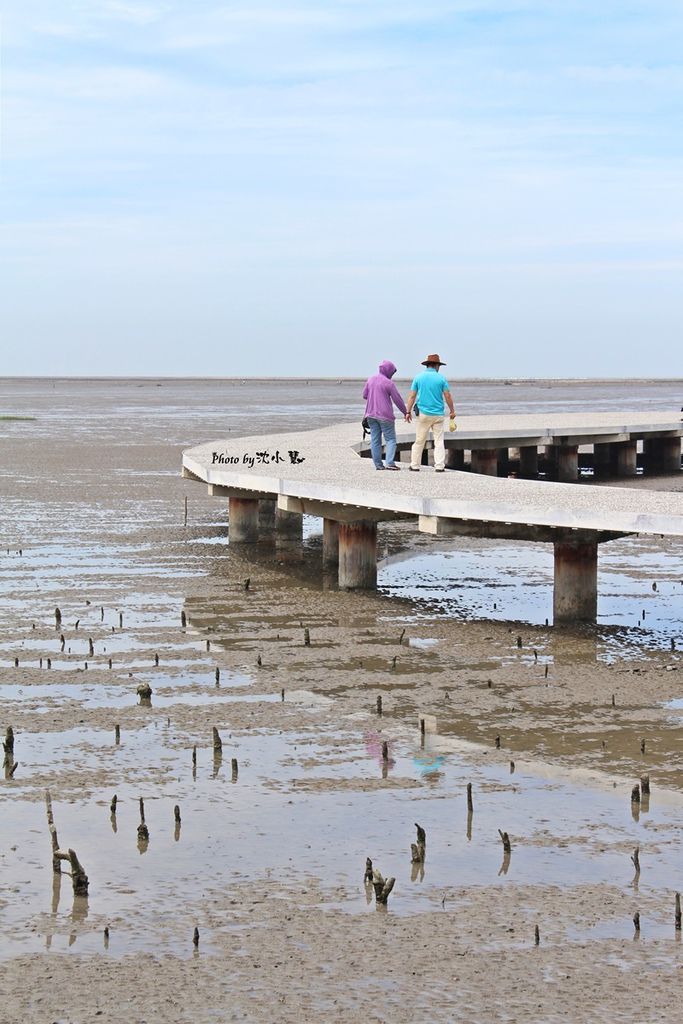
[1,379,683,1022]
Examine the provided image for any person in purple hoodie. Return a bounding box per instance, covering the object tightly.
[362,360,408,470]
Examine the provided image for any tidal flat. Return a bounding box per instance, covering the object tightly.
[1,377,683,1023]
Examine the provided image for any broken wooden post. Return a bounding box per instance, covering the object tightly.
[498,829,512,853]
[108,657,112,669]
[381,740,389,763]
[611,693,616,707]
[104,926,110,948]
[114,724,120,744]
[231,757,238,780]
[88,638,94,657]
[376,695,382,716]
[192,745,197,767]
[3,727,17,778]
[215,667,220,685]
[55,607,62,628]
[633,911,640,934]
[47,658,51,669]
[364,857,373,883]
[640,775,650,795]
[398,628,405,645]
[69,850,89,896]
[495,735,501,749]
[136,682,152,705]
[631,847,640,875]
[640,739,646,754]
[181,611,187,627]
[193,926,199,948]
[110,794,117,815]
[45,791,89,894]
[466,783,473,813]
[184,495,188,527]
[119,613,123,628]
[510,760,515,773]
[100,606,104,621]
[281,688,285,701]
[371,868,395,905]
[244,577,250,591]
[675,893,681,932]
[60,634,65,652]
[303,628,310,647]
[137,797,149,845]
[534,925,540,947]
[257,655,262,667]
[631,784,641,804]
[516,636,522,649]
[212,728,222,754]
[154,652,159,667]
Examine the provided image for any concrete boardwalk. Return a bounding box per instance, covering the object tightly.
[182,411,683,623]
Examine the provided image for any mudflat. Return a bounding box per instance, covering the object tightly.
[1,378,683,1023]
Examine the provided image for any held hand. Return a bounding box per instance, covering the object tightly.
[405,413,412,423]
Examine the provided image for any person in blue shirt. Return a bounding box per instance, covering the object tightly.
[406,354,456,472]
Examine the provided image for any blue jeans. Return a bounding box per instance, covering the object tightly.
[368,417,396,468]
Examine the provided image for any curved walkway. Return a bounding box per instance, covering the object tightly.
[182,411,683,623]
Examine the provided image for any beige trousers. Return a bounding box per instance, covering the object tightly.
[411,414,446,470]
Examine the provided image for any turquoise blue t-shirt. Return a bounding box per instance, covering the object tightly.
[410,368,450,415]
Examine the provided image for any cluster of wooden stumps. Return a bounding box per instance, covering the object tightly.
[45,791,89,896]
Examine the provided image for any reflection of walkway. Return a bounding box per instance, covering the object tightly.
[182,413,683,623]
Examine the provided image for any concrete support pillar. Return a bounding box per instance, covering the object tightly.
[338,520,377,589]
[275,507,303,539]
[445,448,464,471]
[553,539,597,623]
[470,449,499,476]
[498,448,510,476]
[553,445,579,483]
[322,518,340,569]
[644,437,682,475]
[228,497,260,543]
[593,442,614,478]
[615,441,637,477]
[519,446,538,478]
[259,499,276,531]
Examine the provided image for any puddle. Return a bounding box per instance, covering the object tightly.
[3,713,683,957]
[379,537,683,656]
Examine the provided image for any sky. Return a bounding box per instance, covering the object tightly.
[1,0,682,377]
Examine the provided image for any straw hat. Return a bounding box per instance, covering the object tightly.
[421,353,446,366]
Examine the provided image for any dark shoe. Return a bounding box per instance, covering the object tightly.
[375,465,385,470]
[435,468,445,473]
[385,464,400,471]
[409,467,420,472]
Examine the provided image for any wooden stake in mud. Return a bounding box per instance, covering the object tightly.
[364,857,373,883]
[206,640,211,652]
[640,739,646,754]
[3,727,17,778]
[154,653,159,667]
[631,847,640,874]
[640,775,650,795]
[467,783,474,814]
[675,893,681,932]
[45,791,89,894]
[104,926,110,949]
[215,667,220,685]
[55,607,62,628]
[88,638,94,657]
[174,804,181,825]
[212,727,222,754]
[108,658,112,669]
[381,740,389,763]
[60,634,65,652]
[192,745,197,768]
[495,735,501,749]
[119,612,123,628]
[244,578,250,591]
[281,688,285,701]
[181,611,187,627]
[14,657,18,668]
[115,724,120,744]
[110,794,117,815]
[516,636,522,649]
[510,760,515,774]
[137,797,149,844]
[534,925,540,947]
[544,665,548,679]
[633,911,640,934]
[137,682,152,705]
[498,829,512,854]
[231,757,238,781]
[101,606,104,622]
[631,784,641,804]
[411,823,426,865]
[398,628,405,645]
[303,628,310,647]
[371,869,395,905]
[193,927,199,948]
[257,655,262,667]
[184,495,188,527]
[611,693,616,707]
[376,695,383,716]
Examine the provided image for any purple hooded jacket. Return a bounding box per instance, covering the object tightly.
[362,361,407,421]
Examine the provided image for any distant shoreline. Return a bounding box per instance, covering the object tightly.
[2,376,683,385]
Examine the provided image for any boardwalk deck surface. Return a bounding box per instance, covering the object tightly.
[183,412,683,538]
